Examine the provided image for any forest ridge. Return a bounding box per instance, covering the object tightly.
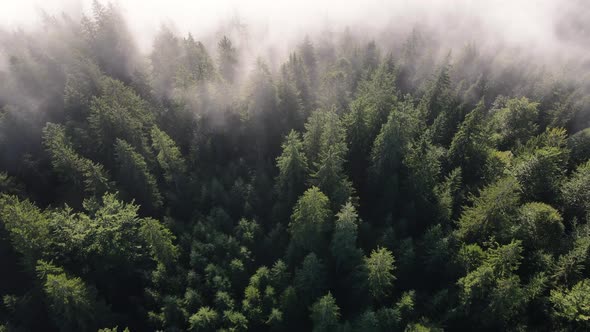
[2,1,590,331]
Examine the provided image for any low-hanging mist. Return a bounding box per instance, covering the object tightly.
[3,0,590,60]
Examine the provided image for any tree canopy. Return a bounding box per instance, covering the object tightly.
[2,4,590,331]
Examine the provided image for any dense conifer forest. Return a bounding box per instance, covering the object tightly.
[2,1,590,331]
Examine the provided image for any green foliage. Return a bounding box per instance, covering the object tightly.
[0,194,50,268]
[139,217,179,266]
[310,292,340,332]
[370,105,420,180]
[88,77,154,157]
[218,36,238,84]
[150,26,182,95]
[369,103,422,220]
[320,58,352,114]
[114,138,162,211]
[403,133,445,226]
[69,193,146,261]
[353,310,379,331]
[568,127,590,166]
[434,167,462,222]
[242,266,282,327]
[405,321,443,332]
[97,327,130,332]
[311,110,354,208]
[550,279,590,326]
[4,12,590,332]
[304,111,328,166]
[235,218,262,248]
[512,128,569,202]
[275,130,308,215]
[366,247,396,300]
[561,160,590,219]
[289,187,331,254]
[457,177,521,243]
[421,61,462,145]
[286,52,315,113]
[516,202,564,250]
[82,1,137,81]
[0,172,23,195]
[246,59,279,151]
[295,253,327,303]
[278,66,306,132]
[38,261,105,332]
[491,97,540,148]
[457,240,535,328]
[552,223,590,286]
[43,122,111,196]
[420,62,452,125]
[448,100,490,185]
[189,307,219,331]
[64,56,103,117]
[177,34,216,86]
[483,149,513,183]
[331,202,363,270]
[223,310,248,331]
[344,101,370,186]
[353,58,398,139]
[421,224,453,277]
[151,126,187,184]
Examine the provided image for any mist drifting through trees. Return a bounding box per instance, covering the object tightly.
[1,0,590,331]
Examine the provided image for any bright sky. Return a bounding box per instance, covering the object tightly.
[0,0,393,28]
[0,0,572,57]
[0,0,399,50]
[0,0,557,30]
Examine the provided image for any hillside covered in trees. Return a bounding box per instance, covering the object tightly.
[2,1,590,331]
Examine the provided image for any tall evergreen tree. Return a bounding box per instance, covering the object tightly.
[114,138,163,213]
[275,130,308,221]
[217,36,238,84]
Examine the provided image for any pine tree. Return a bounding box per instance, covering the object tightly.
[151,126,187,188]
[218,36,238,84]
[289,187,331,256]
[43,122,111,197]
[311,111,354,209]
[151,26,182,96]
[448,99,490,186]
[457,176,521,243]
[38,262,106,332]
[114,138,163,213]
[275,130,308,220]
[310,292,340,332]
[366,247,396,301]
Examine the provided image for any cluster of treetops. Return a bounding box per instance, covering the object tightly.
[3,2,590,331]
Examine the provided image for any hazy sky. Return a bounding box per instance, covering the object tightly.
[0,0,585,62]
[0,0,559,37]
